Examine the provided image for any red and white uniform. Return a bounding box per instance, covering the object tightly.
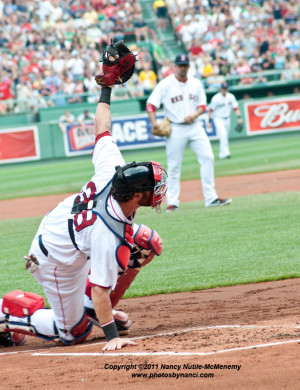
[0,135,131,342]
[209,91,238,159]
[147,74,218,207]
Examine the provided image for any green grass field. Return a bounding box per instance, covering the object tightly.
[0,132,299,300]
[0,132,299,200]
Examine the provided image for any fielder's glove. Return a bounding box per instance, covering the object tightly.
[95,40,136,87]
[151,117,172,137]
[235,120,244,133]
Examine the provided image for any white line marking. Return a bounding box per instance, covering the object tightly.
[74,324,300,348]
[1,324,299,356]
[32,338,300,357]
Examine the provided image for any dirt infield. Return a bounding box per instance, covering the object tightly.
[1,169,300,220]
[1,170,300,389]
[1,280,300,390]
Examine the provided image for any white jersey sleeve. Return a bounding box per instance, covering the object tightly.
[89,227,120,290]
[195,78,207,107]
[209,93,218,111]
[230,93,238,110]
[91,135,125,191]
[147,77,167,109]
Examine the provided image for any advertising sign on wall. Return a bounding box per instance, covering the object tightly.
[0,126,40,164]
[244,97,300,135]
[63,113,216,156]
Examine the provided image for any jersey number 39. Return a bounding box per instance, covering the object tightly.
[73,181,97,232]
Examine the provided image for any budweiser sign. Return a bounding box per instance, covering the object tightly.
[244,97,300,134]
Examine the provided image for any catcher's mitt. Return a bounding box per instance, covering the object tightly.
[235,122,243,133]
[95,40,136,87]
[151,117,172,137]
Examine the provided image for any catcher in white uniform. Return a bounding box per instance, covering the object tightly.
[0,41,167,351]
[146,54,231,211]
[208,82,243,159]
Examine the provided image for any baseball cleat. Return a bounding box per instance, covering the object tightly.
[207,198,232,207]
[0,331,27,347]
[165,205,179,212]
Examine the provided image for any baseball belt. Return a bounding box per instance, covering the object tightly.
[38,234,48,257]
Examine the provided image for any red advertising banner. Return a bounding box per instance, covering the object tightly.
[0,127,40,163]
[244,97,300,135]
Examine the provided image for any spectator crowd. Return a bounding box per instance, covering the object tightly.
[167,0,300,88]
[0,0,156,114]
[0,0,299,115]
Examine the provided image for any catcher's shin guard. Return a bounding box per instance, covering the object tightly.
[110,251,156,308]
[1,292,92,345]
[0,291,56,341]
[110,267,142,308]
[0,293,60,342]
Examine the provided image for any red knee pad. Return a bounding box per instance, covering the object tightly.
[69,313,93,345]
[2,290,44,317]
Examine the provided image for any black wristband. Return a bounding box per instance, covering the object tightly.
[99,87,112,105]
[101,321,119,341]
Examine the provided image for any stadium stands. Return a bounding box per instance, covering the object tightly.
[0,0,299,118]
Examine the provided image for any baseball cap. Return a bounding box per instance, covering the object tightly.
[221,82,229,89]
[175,54,190,65]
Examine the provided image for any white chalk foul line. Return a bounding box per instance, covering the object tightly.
[74,323,300,349]
[1,324,299,357]
[32,339,300,357]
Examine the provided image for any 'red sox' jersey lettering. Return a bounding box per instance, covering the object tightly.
[189,94,198,102]
[171,95,183,103]
[171,94,198,104]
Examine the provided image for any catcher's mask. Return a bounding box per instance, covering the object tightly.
[112,161,167,213]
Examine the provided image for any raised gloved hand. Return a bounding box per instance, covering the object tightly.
[95,40,136,87]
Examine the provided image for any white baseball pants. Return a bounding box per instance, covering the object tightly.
[213,117,231,159]
[0,236,90,342]
[29,236,90,339]
[166,122,218,207]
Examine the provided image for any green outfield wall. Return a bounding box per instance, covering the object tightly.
[0,91,299,164]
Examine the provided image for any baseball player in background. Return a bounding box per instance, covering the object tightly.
[0,74,167,350]
[146,54,231,211]
[208,82,243,159]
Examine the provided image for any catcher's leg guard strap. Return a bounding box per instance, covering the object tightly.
[0,307,60,342]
